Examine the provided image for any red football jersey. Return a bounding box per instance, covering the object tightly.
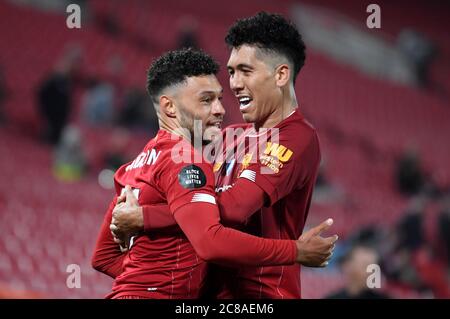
[94,129,297,299]
[107,130,212,299]
[213,109,321,298]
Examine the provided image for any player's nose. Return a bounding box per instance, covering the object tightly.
[212,99,225,117]
[230,73,244,93]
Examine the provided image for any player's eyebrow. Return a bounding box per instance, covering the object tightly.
[198,89,223,96]
[227,63,254,71]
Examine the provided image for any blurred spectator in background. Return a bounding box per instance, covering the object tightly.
[381,194,450,298]
[53,125,88,182]
[315,160,328,189]
[348,226,384,248]
[81,77,115,125]
[326,245,390,299]
[411,243,450,298]
[381,196,427,292]
[396,195,427,251]
[437,193,450,268]
[313,158,345,204]
[37,45,83,145]
[395,147,426,196]
[0,66,9,124]
[117,87,158,132]
[103,128,130,171]
[94,0,121,37]
[397,29,437,89]
[176,16,199,50]
[106,55,125,102]
[37,70,72,145]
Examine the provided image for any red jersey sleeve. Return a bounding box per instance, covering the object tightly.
[158,160,217,213]
[141,148,217,230]
[154,148,297,266]
[91,196,126,278]
[142,204,175,231]
[139,126,320,228]
[173,201,296,267]
[141,181,264,229]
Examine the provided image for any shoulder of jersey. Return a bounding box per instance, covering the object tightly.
[276,114,318,152]
[281,112,316,133]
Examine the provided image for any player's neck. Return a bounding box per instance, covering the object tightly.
[255,92,297,131]
[158,118,190,141]
[159,119,205,151]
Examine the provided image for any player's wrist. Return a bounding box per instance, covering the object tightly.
[294,240,305,264]
[142,205,153,232]
[295,240,300,263]
[133,206,144,231]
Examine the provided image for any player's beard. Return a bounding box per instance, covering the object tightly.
[178,107,210,146]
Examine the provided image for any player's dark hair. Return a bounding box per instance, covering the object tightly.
[225,11,306,83]
[147,48,219,101]
[338,243,378,266]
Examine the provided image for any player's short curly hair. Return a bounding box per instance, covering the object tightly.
[147,48,219,101]
[225,12,306,82]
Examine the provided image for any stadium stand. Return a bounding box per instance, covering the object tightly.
[0,0,448,298]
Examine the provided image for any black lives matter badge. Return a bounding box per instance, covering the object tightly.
[178,165,207,189]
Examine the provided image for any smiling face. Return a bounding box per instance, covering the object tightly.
[172,74,225,144]
[227,45,283,127]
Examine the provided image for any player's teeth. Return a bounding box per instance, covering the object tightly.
[239,97,251,107]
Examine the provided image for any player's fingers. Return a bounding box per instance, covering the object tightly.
[125,185,138,205]
[114,201,125,210]
[113,203,127,218]
[110,223,118,232]
[312,218,333,236]
[111,230,121,241]
[113,236,123,244]
[112,205,123,218]
[117,193,126,204]
[328,244,336,254]
[301,218,333,241]
[324,234,339,245]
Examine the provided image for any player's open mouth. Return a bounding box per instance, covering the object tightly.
[208,121,222,128]
[238,96,253,110]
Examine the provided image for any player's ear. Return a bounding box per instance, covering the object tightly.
[275,64,290,87]
[159,95,177,118]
